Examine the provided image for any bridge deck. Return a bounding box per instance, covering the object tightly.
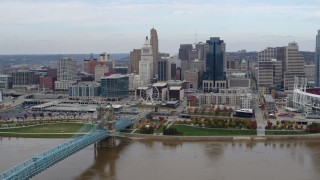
[0,117,132,180]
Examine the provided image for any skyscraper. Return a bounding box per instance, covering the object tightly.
[315,30,320,87]
[57,58,77,81]
[150,28,158,77]
[139,36,153,85]
[284,42,305,91]
[128,49,141,74]
[203,37,226,91]
[179,44,193,61]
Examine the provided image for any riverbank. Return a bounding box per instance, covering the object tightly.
[120,132,320,141]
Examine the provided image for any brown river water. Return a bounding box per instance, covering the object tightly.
[0,137,320,180]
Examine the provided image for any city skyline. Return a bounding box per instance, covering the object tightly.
[0,0,319,54]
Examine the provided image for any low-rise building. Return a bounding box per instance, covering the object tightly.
[55,80,77,91]
[69,82,101,97]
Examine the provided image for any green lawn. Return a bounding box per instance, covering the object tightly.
[173,125,257,136]
[265,130,306,135]
[0,123,90,133]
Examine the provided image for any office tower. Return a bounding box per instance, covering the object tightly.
[179,44,193,61]
[139,36,153,85]
[95,64,109,82]
[158,59,167,81]
[129,49,141,74]
[55,58,77,90]
[203,37,226,91]
[195,43,206,61]
[315,30,320,87]
[258,60,282,94]
[284,42,305,91]
[101,74,129,100]
[258,47,277,61]
[99,52,110,61]
[184,69,200,89]
[150,28,159,76]
[57,58,77,81]
[304,64,315,82]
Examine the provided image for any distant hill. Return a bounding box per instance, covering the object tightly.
[0,53,129,67]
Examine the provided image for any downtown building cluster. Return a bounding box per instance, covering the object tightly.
[0,29,320,116]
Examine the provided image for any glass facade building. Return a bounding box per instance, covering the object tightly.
[204,37,226,82]
[158,59,167,81]
[101,74,129,99]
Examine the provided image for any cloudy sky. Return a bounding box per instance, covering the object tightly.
[0,0,319,54]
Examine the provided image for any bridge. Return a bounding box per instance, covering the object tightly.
[0,107,132,180]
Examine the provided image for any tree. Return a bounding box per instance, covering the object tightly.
[223,106,228,113]
[32,113,37,120]
[201,107,206,114]
[194,108,199,114]
[276,120,280,126]
[214,107,220,115]
[39,113,44,120]
[48,113,52,120]
[198,120,203,126]
[163,126,182,135]
[210,121,215,128]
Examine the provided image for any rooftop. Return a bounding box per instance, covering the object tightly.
[153,82,167,87]
[169,86,182,90]
[263,94,275,103]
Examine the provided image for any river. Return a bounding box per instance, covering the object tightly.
[0,137,320,180]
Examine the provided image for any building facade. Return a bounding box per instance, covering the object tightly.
[284,42,305,91]
[0,74,12,89]
[139,36,153,85]
[150,28,158,76]
[69,83,100,97]
[94,64,109,82]
[184,70,199,90]
[304,64,315,83]
[258,60,282,94]
[203,37,226,92]
[128,49,141,74]
[179,44,193,61]
[158,59,167,81]
[101,74,129,99]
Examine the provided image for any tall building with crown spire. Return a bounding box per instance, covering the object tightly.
[150,28,158,78]
[139,36,153,85]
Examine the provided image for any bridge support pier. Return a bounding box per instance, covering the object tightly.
[96,137,115,148]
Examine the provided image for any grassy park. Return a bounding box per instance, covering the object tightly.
[173,125,257,136]
[0,123,94,138]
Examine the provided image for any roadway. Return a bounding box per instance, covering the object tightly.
[251,94,266,136]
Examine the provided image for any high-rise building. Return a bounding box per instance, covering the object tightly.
[315,30,320,87]
[158,59,167,81]
[203,37,226,91]
[55,58,78,90]
[95,64,109,82]
[284,42,305,91]
[139,36,153,85]
[304,64,315,83]
[101,74,129,100]
[195,43,206,61]
[184,69,200,89]
[150,28,159,77]
[57,58,77,81]
[128,49,141,74]
[179,44,193,61]
[258,60,282,94]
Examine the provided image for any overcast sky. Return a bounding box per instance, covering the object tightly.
[0,0,319,54]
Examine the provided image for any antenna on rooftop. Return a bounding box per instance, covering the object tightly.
[194,30,198,44]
